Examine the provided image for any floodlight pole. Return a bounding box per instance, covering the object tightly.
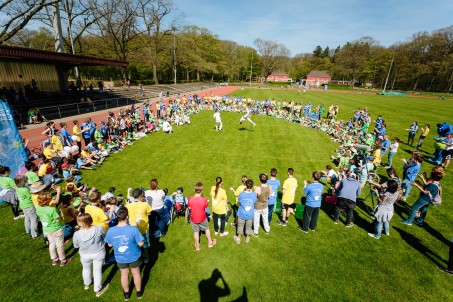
[249,51,253,86]
[173,27,177,85]
[383,57,394,93]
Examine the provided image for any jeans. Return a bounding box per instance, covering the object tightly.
[253,208,270,234]
[301,206,320,231]
[408,132,416,146]
[405,198,430,223]
[388,152,396,167]
[23,206,39,238]
[268,204,275,224]
[237,218,253,236]
[47,228,65,261]
[401,179,413,198]
[374,220,389,238]
[80,249,105,292]
[213,213,226,233]
[150,207,165,235]
[333,198,355,225]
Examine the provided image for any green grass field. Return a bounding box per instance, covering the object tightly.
[1,89,452,301]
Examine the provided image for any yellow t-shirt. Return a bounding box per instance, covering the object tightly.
[43,148,56,159]
[126,202,152,234]
[233,184,246,205]
[60,205,77,224]
[51,135,63,151]
[421,127,430,137]
[72,125,82,142]
[210,186,228,215]
[85,204,109,231]
[282,177,298,204]
[38,163,50,177]
[373,149,381,165]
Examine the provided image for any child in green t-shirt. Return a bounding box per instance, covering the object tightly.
[15,175,39,238]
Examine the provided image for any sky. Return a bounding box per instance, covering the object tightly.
[174,0,453,55]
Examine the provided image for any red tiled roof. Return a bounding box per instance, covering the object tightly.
[306,70,330,77]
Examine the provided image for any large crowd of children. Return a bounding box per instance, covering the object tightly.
[0,92,451,300]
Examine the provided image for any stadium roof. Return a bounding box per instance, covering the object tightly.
[0,45,128,67]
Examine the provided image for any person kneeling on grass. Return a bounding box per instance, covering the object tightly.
[299,171,324,233]
[234,179,257,244]
[188,182,216,251]
[367,180,399,239]
[72,213,109,297]
[105,207,144,300]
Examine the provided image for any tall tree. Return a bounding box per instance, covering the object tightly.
[254,38,290,78]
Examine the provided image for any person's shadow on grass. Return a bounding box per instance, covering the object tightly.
[393,226,446,268]
[238,127,253,131]
[141,238,166,288]
[198,269,231,302]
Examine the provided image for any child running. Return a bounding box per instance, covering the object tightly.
[239,107,256,127]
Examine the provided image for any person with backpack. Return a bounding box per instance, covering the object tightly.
[401,168,443,226]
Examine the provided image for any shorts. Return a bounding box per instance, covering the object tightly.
[117,258,141,269]
[283,203,296,210]
[191,219,209,232]
[442,149,453,160]
[142,231,150,249]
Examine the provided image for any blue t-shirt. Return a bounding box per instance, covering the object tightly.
[267,179,281,205]
[304,182,324,208]
[237,191,257,220]
[381,139,390,154]
[105,225,144,264]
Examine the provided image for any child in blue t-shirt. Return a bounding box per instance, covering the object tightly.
[266,168,281,223]
[300,171,324,233]
[234,179,257,244]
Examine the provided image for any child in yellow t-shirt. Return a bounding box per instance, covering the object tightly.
[278,168,298,226]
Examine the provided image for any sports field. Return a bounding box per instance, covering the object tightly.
[1,89,452,301]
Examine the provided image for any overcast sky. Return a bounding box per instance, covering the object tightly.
[175,0,453,55]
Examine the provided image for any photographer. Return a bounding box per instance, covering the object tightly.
[332,168,361,227]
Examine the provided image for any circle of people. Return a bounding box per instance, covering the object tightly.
[1,93,451,299]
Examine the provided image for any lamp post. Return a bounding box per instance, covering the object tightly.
[172,27,177,85]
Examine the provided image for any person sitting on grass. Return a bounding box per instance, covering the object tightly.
[234,179,257,244]
[188,182,216,251]
[367,179,399,239]
[72,213,109,297]
[105,207,144,300]
[125,188,152,263]
[36,188,73,267]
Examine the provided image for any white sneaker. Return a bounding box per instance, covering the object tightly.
[220,231,229,237]
[214,231,219,236]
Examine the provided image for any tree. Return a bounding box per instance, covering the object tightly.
[0,0,59,45]
[313,45,322,57]
[254,38,290,78]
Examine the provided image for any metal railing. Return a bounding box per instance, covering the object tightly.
[38,97,140,120]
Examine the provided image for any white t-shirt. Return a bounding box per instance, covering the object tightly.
[390,142,399,153]
[327,169,338,179]
[162,121,172,132]
[213,112,221,123]
[144,189,165,210]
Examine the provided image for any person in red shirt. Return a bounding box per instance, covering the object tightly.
[188,182,216,251]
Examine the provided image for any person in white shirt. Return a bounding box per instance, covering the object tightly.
[162,119,173,133]
[239,107,256,127]
[213,109,222,131]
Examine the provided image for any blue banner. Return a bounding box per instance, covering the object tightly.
[0,101,28,177]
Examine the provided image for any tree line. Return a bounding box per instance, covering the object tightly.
[1,0,452,92]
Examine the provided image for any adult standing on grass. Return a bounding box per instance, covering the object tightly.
[72,213,109,297]
[145,179,166,237]
[253,174,271,236]
[406,121,419,147]
[266,168,280,224]
[213,109,223,131]
[229,175,247,228]
[105,207,144,300]
[277,168,298,226]
[401,169,442,226]
[367,180,399,239]
[299,171,324,233]
[234,179,257,244]
[400,153,423,201]
[332,168,361,227]
[387,137,400,168]
[188,182,216,251]
[210,177,229,237]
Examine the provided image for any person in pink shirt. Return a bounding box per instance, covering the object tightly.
[188,182,216,251]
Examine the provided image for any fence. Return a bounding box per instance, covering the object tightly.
[38,97,141,120]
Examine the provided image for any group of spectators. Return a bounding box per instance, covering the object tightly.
[1,92,452,301]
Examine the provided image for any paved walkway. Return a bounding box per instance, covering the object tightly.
[20,86,239,150]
